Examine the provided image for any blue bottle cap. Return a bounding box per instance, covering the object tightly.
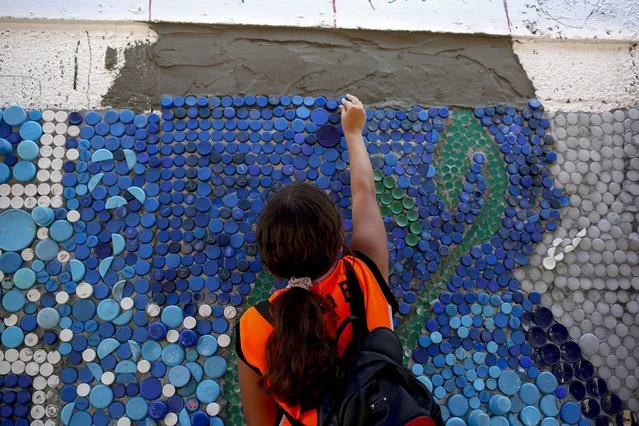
[196,335,218,357]
[195,379,220,403]
[497,370,521,395]
[125,397,149,420]
[35,239,59,261]
[536,371,557,394]
[559,401,581,424]
[0,209,37,252]
[2,289,26,312]
[31,205,55,227]
[89,384,114,409]
[12,161,36,182]
[50,220,74,243]
[3,105,27,126]
[447,394,469,417]
[203,355,227,379]
[1,326,25,348]
[13,267,36,289]
[97,299,120,321]
[37,307,61,329]
[0,163,9,184]
[16,139,39,161]
[520,406,541,426]
[168,365,191,387]
[161,305,184,328]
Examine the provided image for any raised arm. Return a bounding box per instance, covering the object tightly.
[340,94,389,279]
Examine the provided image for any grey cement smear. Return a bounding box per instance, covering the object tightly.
[104,24,535,111]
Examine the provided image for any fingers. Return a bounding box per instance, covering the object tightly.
[345,94,362,106]
[339,104,345,114]
[342,99,354,110]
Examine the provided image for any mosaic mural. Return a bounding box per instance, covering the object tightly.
[0,96,637,426]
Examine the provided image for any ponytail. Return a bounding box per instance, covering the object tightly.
[260,287,341,408]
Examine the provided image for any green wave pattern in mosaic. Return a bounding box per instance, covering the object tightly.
[396,109,508,358]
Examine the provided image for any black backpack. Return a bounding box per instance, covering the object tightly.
[254,259,443,426]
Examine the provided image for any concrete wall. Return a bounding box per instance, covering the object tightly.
[2,0,638,40]
[0,21,637,113]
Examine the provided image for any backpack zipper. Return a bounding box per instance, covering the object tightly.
[369,396,388,411]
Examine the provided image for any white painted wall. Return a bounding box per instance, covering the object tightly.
[513,39,639,112]
[0,22,157,111]
[2,0,638,41]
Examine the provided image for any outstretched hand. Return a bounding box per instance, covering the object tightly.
[339,94,366,136]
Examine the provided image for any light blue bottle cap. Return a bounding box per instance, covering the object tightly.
[0,138,11,155]
[1,326,25,348]
[539,395,559,417]
[540,419,559,426]
[468,409,490,426]
[89,384,114,409]
[520,382,541,405]
[536,372,557,394]
[13,267,36,289]
[126,397,149,421]
[19,121,43,140]
[3,105,27,126]
[168,365,191,387]
[520,406,541,426]
[141,340,163,361]
[35,239,59,261]
[498,370,521,395]
[447,394,469,417]
[50,220,74,243]
[2,289,26,312]
[508,414,524,426]
[161,343,185,367]
[161,305,184,328]
[203,355,227,379]
[446,418,465,426]
[0,209,37,251]
[185,361,204,382]
[489,395,511,415]
[37,307,61,329]
[196,379,220,403]
[489,416,509,426]
[32,205,55,226]
[0,163,9,184]
[16,140,39,161]
[196,335,218,357]
[12,161,36,182]
[97,298,120,321]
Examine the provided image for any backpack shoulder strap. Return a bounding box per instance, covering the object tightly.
[342,259,368,342]
[255,300,273,325]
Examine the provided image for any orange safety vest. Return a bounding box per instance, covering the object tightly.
[236,251,397,425]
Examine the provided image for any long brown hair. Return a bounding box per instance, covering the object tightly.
[256,182,344,408]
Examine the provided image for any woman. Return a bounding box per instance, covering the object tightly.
[236,94,396,425]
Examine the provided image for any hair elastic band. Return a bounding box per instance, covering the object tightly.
[286,277,313,289]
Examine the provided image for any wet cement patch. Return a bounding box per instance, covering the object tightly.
[104,23,535,111]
